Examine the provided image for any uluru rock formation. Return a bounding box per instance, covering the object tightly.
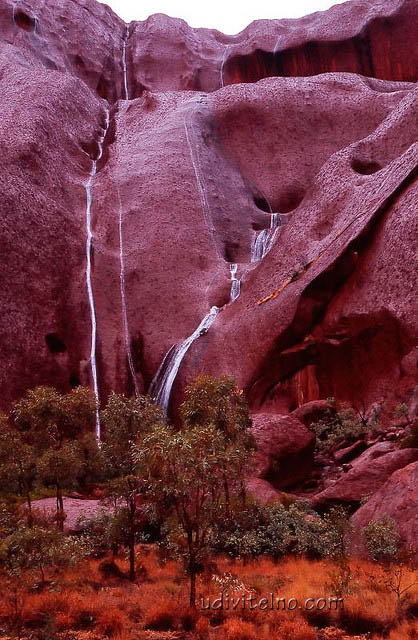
[0,0,417,537]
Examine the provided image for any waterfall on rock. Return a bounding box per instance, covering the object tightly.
[122,26,129,101]
[251,213,280,262]
[118,191,139,397]
[220,45,229,88]
[230,263,241,301]
[85,110,110,441]
[116,31,139,396]
[149,306,220,414]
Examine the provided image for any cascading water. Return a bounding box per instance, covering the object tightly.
[251,213,280,262]
[116,28,139,396]
[122,25,129,101]
[85,110,110,441]
[229,263,241,301]
[149,306,219,415]
[118,191,139,397]
[183,104,218,252]
[220,45,229,88]
[12,0,22,22]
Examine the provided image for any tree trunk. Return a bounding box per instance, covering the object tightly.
[25,488,33,527]
[128,496,136,581]
[56,483,64,531]
[189,568,197,607]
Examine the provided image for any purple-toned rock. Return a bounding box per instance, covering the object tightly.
[312,448,418,510]
[246,478,282,505]
[351,461,418,553]
[31,497,101,533]
[250,414,315,488]
[333,440,367,464]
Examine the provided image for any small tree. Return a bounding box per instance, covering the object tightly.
[12,386,96,450]
[37,442,83,530]
[180,376,255,511]
[0,414,36,525]
[100,392,164,580]
[322,506,353,597]
[0,524,90,586]
[310,399,372,453]
[136,422,252,606]
[362,517,417,609]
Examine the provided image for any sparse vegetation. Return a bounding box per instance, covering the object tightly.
[0,380,416,639]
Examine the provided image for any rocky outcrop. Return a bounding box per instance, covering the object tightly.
[250,413,315,488]
[0,0,417,427]
[312,446,418,510]
[350,461,418,552]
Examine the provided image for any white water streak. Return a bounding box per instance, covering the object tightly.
[183,105,219,256]
[251,213,281,263]
[220,45,229,88]
[122,25,129,100]
[149,306,220,414]
[118,191,139,397]
[229,263,241,301]
[85,110,109,440]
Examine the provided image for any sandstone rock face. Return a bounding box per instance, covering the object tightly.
[0,0,417,435]
[312,447,418,510]
[350,461,418,552]
[250,414,315,488]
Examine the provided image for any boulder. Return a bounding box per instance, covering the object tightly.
[251,414,315,488]
[312,447,418,510]
[246,478,282,505]
[351,461,418,553]
[31,497,102,533]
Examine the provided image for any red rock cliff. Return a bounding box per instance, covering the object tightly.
[0,0,417,425]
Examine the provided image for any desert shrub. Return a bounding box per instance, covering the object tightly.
[310,400,374,452]
[363,517,400,563]
[195,615,210,638]
[96,607,129,636]
[277,618,317,640]
[223,617,258,640]
[143,600,179,630]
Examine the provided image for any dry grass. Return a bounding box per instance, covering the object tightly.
[0,550,416,639]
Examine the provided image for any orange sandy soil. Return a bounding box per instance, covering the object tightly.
[0,549,416,640]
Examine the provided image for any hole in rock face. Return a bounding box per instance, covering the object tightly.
[351,158,382,175]
[74,55,86,72]
[276,188,305,213]
[223,241,240,262]
[81,140,99,160]
[254,196,271,213]
[69,374,81,388]
[45,333,67,354]
[15,11,35,31]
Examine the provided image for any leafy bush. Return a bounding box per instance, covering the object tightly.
[309,400,373,452]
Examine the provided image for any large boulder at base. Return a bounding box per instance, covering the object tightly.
[291,400,334,428]
[246,477,282,505]
[350,461,418,553]
[312,446,418,510]
[251,413,315,488]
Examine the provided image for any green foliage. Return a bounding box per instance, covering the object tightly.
[363,517,400,563]
[0,525,90,583]
[180,375,252,438]
[136,413,253,604]
[37,441,83,490]
[12,386,96,451]
[309,400,372,452]
[0,414,36,506]
[100,392,164,478]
